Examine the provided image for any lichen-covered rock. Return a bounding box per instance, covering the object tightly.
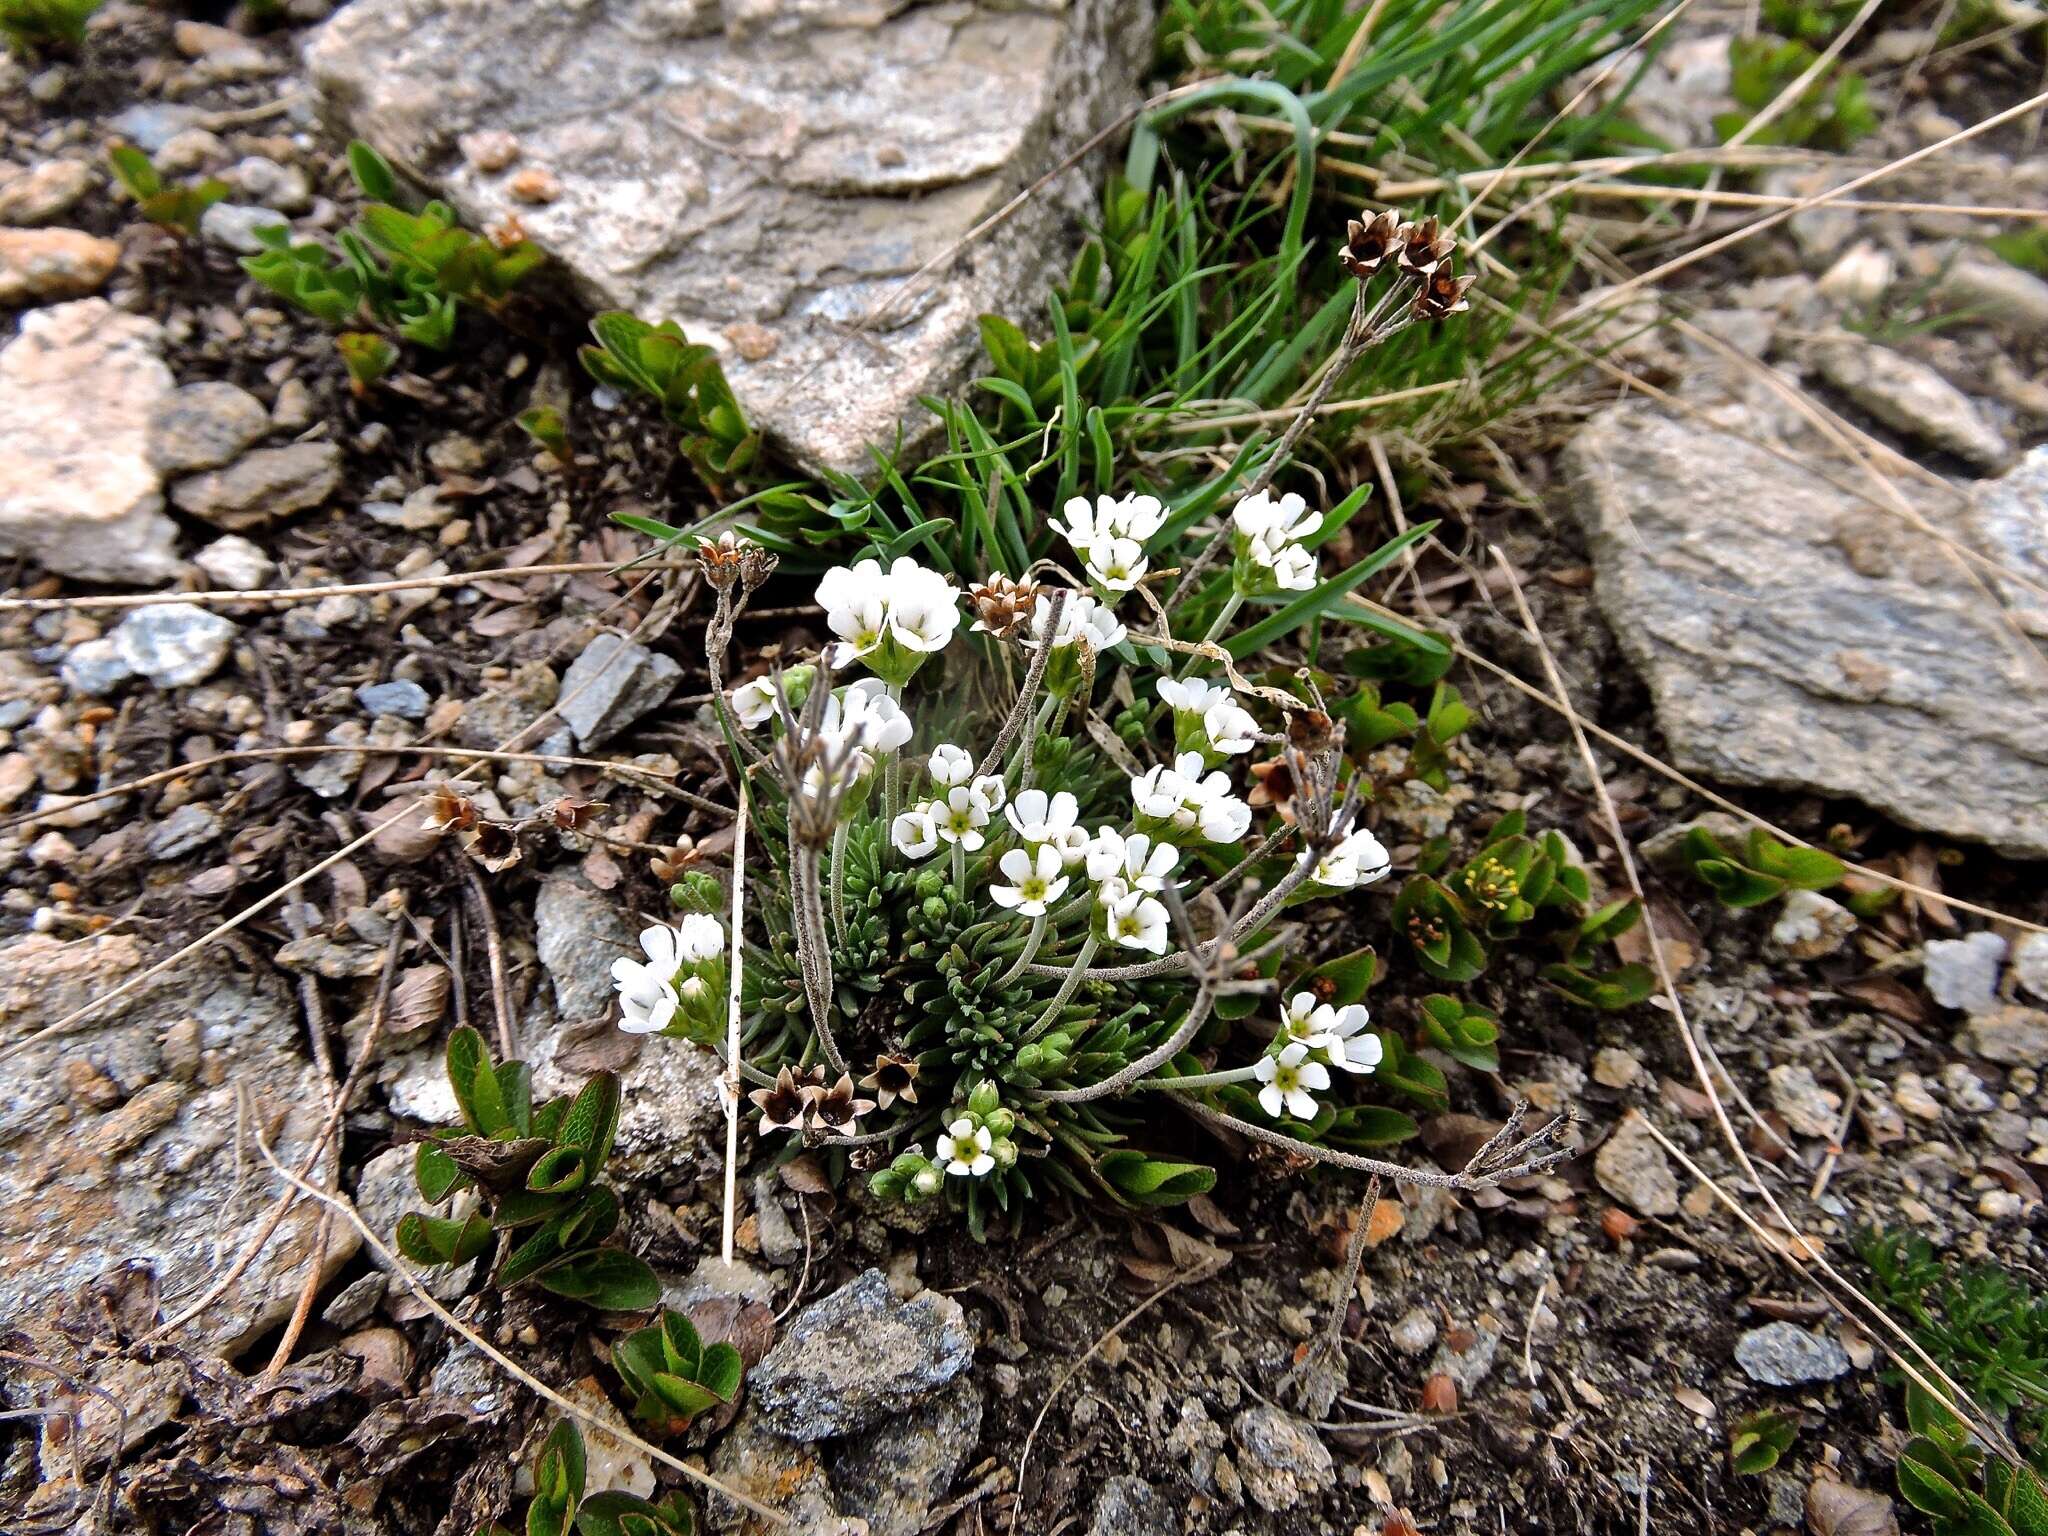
[1566,407,2048,857]
[1231,1404,1335,1513]
[306,0,1150,474]
[0,933,353,1358]
[828,1377,983,1536]
[751,1268,973,1441]
[0,300,184,585]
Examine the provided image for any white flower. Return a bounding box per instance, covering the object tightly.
[937,1117,995,1177]
[1006,789,1088,867]
[932,785,990,850]
[881,556,961,653]
[1247,533,1318,592]
[1027,591,1128,652]
[1310,827,1393,890]
[1280,991,1378,1073]
[731,676,781,729]
[1131,752,1252,845]
[1157,677,1231,715]
[613,969,678,1035]
[1230,489,1320,548]
[991,844,1070,917]
[927,743,973,788]
[1081,535,1148,593]
[1099,878,1170,954]
[1199,698,1260,756]
[1310,1003,1381,1074]
[675,912,725,964]
[892,804,940,859]
[1085,827,1180,891]
[1255,1041,1330,1121]
[818,559,891,667]
[968,773,1007,816]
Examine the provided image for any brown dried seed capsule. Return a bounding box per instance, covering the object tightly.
[1410,263,1476,321]
[1340,208,1406,279]
[1396,215,1455,275]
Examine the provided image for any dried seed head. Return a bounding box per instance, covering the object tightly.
[750,1066,818,1133]
[546,796,600,832]
[738,541,779,595]
[421,784,479,836]
[967,574,1042,639]
[462,820,523,873]
[860,1053,920,1109]
[697,532,747,592]
[1411,262,1476,321]
[1341,209,1407,279]
[1396,215,1456,275]
[806,1074,876,1138]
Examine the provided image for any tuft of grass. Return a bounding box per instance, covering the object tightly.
[0,0,100,54]
[1859,1227,2048,1467]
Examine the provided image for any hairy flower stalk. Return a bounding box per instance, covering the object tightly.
[975,587,1068,782]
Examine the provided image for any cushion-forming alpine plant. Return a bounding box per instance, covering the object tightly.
[603,215,1574,1233]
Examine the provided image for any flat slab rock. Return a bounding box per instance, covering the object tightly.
[1565,408,2048,858]
[0,934,353,1358]
[306,0,1148,474]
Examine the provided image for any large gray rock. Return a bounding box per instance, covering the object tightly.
[0,933,354,1357]
[0,300,184,586]
[305,0,1148,474]
[751,1268,973,1441]
[1565,406,2048,857]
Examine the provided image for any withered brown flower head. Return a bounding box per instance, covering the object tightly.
[1340,209,1406,280]
[420,785,479,836]
[1246,754,1300,824]
[462,820,523,873]
[697,533,747,592]
[967,574,1042,640]
[1411,262,1475,321]
[1396,216,1456,275]
[546,796,600,832]
[859,1054,920,1110]
[806,1073,876,1137]
[737,541,779,595]
[749,1066,819,1134]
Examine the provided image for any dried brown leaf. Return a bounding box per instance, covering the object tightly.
[388,964,450,1037]
[1805,1475,1898,1536]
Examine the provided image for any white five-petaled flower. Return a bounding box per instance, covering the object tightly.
[1098,878,1170,954]
[1085,827,1181,892]
[730,676,781,729]
[1309,827,1393,890]
[1255,1041,1330,1121]
[1131,752,1254,845]
[1280,991,1381,1074]
[892,804,940,860]
[991,844,1070,917]
[927,742,973,788]
[1006,789,1088,867]
[937,1117,995,1177]
[1050,493,1167,593]
[817,556,961,672]
[932,785,991,850]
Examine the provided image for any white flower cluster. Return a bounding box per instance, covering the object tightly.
[730,673,912,789]
[890,743,1009,856]
[1306,826,1394,893]
[1158,678,1259,764]
[612,914,727,1038]
[1131,751,1254,845]
[1230,490,1322,595]
[817,556,962,684]
[1049,492,1166,595]
[1255,991,1384,1120]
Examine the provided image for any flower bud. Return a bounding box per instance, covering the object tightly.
[911,1165,944,1200]
[991,1137,1018,1170]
